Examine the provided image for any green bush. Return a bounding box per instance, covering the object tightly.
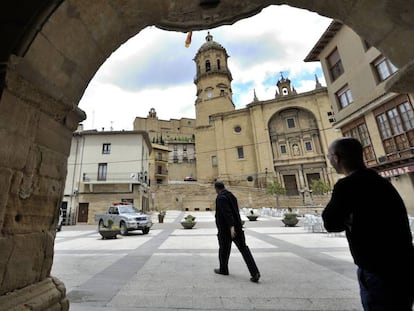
[310,179,331,195]
[184,214,196,222]
[283,213,298,220]
[107,219,114,228]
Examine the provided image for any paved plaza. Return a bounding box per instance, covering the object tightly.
[52,211,363,311]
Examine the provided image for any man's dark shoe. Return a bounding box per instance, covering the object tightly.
[214,268,229,275]
[250,272,260,283]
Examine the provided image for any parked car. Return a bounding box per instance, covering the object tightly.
[94,203,153,235]
[184,176,197,181]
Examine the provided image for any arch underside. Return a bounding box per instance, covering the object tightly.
[1,0,414,104]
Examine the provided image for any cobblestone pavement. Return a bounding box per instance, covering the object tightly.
[52,211,362,311]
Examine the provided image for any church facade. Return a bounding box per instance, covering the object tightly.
[193,33,340,194]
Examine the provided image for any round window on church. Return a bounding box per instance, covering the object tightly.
[234,126,242,133]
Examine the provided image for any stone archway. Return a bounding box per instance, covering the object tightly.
[1,1,414,309]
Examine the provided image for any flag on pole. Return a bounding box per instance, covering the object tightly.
[185,31,193,48]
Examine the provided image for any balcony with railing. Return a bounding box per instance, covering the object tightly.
[82,172,148,184]
[155,155,169,163]
[155,169,168,177]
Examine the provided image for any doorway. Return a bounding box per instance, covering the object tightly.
[77,203,89,223]
[306,173,321,187]
[283,175,299,195]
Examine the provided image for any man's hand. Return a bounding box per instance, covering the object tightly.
[230,226,236,239]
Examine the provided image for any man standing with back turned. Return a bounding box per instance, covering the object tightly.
[323,137,414,310]
[214,181,260,283]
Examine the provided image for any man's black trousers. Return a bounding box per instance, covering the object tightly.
[217,229,260,276]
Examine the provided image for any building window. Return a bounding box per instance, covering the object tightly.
[220,89,225,96]
[373,56,398,82]
[399,101,414,130]
[102,143,111,154]
[183,145,187,151]
[327,48,344,81]
[205,60,211,72]
[234,125,242,133]
[387,108,403,135]
[280,145,287,154]
[217,59,221,70]
[357,123,371,147]
[375,99,414,160]
[173,152,178,163]
[376,113,392,139]
[211,155,217,167]
[305,141,312,151]
[97,163,107,181]
[173,145,177,151]
[237,146,244,159]
[286,118,296,128]
[343,121,375,163]
[336,85,353,109]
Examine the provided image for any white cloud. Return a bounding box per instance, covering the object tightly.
[80,81,196,131]
[78,5,331,131]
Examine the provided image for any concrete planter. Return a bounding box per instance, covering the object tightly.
[99,229,120,239]
[282,217,299,227]
[181,221,196,229]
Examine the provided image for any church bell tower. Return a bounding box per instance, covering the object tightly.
[193,32,234,127]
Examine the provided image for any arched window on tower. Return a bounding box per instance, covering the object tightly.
[206,60,211,72]
[217,59,221,70]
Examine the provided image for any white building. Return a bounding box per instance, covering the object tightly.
[62,127,152,224]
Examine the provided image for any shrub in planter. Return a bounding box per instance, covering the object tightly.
[282,208,299,227]
[98,219,120,239]
[158,210,166,223]
[181,214,196,229]
[246,209,259,221]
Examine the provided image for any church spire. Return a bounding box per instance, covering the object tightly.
[315,74,322,89]
[205,31,213,42]
[276,72,293,97]
[253,89,259,102]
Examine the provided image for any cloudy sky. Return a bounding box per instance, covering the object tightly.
[79,5,332,131]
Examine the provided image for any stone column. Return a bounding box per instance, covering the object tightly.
[0,58,85,310]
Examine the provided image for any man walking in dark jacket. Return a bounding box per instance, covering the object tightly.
[323,137,414,310]
[214,181,260,283]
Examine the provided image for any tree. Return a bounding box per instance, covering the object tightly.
[309,179,331,195]
[266,179,286,207]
